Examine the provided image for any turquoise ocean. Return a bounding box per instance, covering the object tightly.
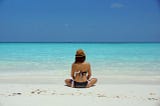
[0,43,160,83]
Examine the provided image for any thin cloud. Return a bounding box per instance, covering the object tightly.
[110,3,125,8]
[64,24,69,27]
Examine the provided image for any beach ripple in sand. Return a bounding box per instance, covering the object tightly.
[0,89,159,102]
[0,84,160,106]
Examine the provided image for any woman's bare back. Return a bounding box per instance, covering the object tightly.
[71,62,91,82]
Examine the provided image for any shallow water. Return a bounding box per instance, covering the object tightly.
[0,43,160,78]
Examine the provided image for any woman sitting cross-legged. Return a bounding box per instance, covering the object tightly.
[65,49,97,88]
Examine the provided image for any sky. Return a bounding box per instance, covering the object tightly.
[0,0,160,42]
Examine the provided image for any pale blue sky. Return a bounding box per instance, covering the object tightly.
[0,0,160,42]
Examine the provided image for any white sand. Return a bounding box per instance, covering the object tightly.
[0,83,160,106]
[0,74,160,106]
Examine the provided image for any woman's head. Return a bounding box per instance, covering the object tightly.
[75,49,86,63]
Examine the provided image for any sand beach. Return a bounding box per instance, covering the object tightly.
[0,75,160,106]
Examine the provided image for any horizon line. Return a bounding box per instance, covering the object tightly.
[0,41,160,43]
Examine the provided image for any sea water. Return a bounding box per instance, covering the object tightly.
[0,43,160,80]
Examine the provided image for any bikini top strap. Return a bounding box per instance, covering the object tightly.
[74,71,87,77]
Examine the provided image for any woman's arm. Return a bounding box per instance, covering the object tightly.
[71,64,75,80]
[87,64,91,80]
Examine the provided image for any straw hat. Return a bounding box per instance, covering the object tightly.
[75,49,86,57]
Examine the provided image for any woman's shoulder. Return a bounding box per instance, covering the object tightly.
[82,62,91,66]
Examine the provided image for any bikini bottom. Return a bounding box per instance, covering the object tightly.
[73,81,88,88]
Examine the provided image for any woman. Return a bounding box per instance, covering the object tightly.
[65,49,97,88]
